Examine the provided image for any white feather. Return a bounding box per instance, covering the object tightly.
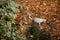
[33,18,46,23]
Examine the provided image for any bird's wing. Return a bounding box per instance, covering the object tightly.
[33,18,42,23]
[33,18,46,23]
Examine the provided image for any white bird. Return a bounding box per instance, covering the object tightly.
[26,12,46,28]
[27,12,46,23]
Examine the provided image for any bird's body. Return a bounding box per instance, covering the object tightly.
[33,18,46,23]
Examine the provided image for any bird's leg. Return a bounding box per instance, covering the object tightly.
[39,23,41,29]
[39,23,40,27]
[39,23,44,30]
[39,23,42,30]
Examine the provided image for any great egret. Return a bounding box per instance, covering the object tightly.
[26,12,46,29]
[26,12,46,23]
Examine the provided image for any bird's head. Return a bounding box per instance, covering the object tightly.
[27,12,31,17]
[25,12,33,20]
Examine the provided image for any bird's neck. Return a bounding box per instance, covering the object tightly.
[29,16,33,20]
